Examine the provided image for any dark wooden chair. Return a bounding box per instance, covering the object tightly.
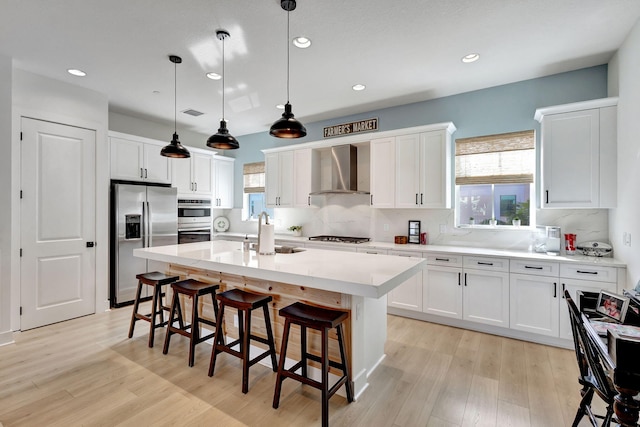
[162,279,221,367]
[128,271,179,347]
[208,288,278,394]
[565,290,617,426]
[272,302,354,427]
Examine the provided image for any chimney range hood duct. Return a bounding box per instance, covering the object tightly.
[309,144,370,195]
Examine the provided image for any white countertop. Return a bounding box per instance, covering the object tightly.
[134,241,426,299]
[213,233,627,268]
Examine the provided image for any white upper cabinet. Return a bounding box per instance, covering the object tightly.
[395,130,451,209]
[535,97,618,208]
[370,137,396,208]
[293,148,319,208]
[172,148,214,197]
[109,132,172,184]
[213,156,235,208]
[265,150,294,207]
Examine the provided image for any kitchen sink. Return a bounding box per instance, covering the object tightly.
[249,244,305,254]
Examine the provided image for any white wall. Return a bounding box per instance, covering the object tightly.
[0,55,13,345]
[609,18,640,290]
[10,69,109,332]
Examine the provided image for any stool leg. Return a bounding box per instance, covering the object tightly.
[148,284,161,348]
[210,290,224,345]
[128,280,144,339]
[321,327,329,427]
[188,294,199,367]
[273,318,292,409]
[208,302,226,377]
[337,323,354,402]
[301,325,307,378]
[163,290,179,355]
[262,304,278,371]
[241,308,251,394]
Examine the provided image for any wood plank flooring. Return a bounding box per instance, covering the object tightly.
[0,304,604,426]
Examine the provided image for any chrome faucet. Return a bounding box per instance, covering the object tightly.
[257,211,270,253]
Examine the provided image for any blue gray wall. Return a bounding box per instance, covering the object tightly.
[231,65,608,207]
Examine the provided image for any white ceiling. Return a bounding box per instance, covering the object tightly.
[2,0,640,137]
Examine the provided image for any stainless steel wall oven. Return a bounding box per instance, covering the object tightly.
[177,199,212,244]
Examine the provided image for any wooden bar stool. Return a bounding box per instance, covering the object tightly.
[128,271,179,348]
[272,302,354,427]
[162,279,221,367]
[208,288,278,394]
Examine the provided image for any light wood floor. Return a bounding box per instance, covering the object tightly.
[0,304,603,426]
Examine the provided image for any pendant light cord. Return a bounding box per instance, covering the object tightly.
[222,35,226,121]
[286,8,290,103]
[174,59,177,133]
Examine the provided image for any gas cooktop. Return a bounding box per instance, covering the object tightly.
[308,235,370,244]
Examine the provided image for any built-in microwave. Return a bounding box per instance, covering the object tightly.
[178,199,212,224]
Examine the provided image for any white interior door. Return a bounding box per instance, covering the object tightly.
[20,117,96,330]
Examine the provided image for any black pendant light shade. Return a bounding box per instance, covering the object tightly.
[207,120,240,149]
[270,0,306,139]
[161,55,190,158]
[269,102,306,138]
[207,30,239,150]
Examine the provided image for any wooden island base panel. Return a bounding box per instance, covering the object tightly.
[167,263,353,382]
[134,240,426,399]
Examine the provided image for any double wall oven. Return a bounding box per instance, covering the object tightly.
[178,198,212,244]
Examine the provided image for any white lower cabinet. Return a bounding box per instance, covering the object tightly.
[423,264,462,318]
[510,273,560,337]
[386,250,422,312]
[462,257,510,327]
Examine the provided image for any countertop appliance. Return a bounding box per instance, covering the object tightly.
[308,235,370,244]
[178,198,212,244]
[110,182,178,307]
[533,225,561,255]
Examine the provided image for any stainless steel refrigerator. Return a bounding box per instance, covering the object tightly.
[110,182,178,307]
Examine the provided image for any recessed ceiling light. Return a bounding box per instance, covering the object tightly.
[352,84,366,91]
[67,69,86,77]
[461,53,480,63]
[293,36,311,49]
[206,72,222,80]
[276,104,285,110]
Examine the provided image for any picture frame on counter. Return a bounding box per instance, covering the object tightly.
[596,290,630,323]
[408,220,421,244]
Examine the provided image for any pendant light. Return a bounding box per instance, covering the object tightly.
[269,0,307,138]
[161,55,191,158]
[207,30,240,150]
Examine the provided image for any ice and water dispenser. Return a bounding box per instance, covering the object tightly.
[125,214,141,240]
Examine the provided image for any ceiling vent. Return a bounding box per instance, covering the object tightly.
[182,109,204,117]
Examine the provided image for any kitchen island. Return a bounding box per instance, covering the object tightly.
[134,240,425,398]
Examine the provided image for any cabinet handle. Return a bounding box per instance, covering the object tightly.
[464,273,467,286]
[477,261,494,266]
[195,182,197,191]
[458,272,461,286]
[553,282,557,298]
[524,266,543,270]
[420,193,423,205]
[577,270,598,275]
[561,283,566,298]
[144,168,148,178]
[140,167,144,178]
[415,193,419,205]
[370,195,373,205]
[546,190,549,204]
[308,196,310,206]
[435,257,450,262]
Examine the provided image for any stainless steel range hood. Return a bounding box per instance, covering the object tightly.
[309,144,369,195]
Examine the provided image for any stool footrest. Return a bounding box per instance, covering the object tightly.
[302,352,347,371]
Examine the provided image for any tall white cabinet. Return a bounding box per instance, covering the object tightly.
[265,151,294,207]
[172,150,214,197]
[535,97,618,208]
[213,156,235,208]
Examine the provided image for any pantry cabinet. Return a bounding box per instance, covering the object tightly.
[265,150,294,207]
[535,97,617,208]
[109,132,172,184]
[172,149,214,197]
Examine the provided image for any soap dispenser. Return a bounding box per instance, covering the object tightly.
[243,234,250,252]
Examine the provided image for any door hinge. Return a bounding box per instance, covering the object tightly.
[20,306,22,315]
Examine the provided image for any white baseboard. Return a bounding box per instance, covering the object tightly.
[0,330,15,347]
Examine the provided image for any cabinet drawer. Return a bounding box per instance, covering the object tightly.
[463,256,509,272]
[426,253,463,267]
[560,263,617,283]
[510,259,560,277]
[357,248,389,255]
[389,250,421,258]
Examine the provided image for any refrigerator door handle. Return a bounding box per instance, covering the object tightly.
[142,201,148,248]
[147,201,152,247]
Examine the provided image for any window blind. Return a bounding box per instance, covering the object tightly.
[243,161,265,193]
[455,130,535,185]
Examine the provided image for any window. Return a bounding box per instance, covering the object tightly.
[455,130,535,226]
[242,162,274,221]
